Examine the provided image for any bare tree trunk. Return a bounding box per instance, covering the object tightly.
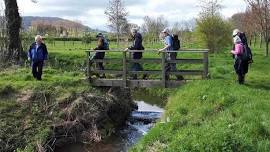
[260,33,263,48]
[266,40,269,56]
[249,35,252,46]
[254,33,257,47]
[3,0,22,63]
[116,30,120,47]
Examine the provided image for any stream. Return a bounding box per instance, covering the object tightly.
[55,93,165,152]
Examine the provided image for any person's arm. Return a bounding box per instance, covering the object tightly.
[231,44,242,55]
[159,44,170,52]
[27,44,33,61]
[43,44,48,60]
[159,36,172,52]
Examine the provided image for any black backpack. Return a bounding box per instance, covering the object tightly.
[172,34,180,50]
[242,45,253,63]
[239,33,253,63]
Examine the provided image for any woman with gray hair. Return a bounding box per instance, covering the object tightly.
[28,35,48,81]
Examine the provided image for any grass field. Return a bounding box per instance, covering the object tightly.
[1,40,269,151]
[130,45,270,151]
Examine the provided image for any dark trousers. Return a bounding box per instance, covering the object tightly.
[96,62,104,71]
[234,58,249,84]
[32,61,44,80]
[131,63,143,79]
[165,53,184,80]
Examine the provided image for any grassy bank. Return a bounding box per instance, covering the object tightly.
[131,46,270,151]
[0,60,135,151]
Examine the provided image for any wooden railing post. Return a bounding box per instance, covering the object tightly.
[161,52,166,88]
[203,51,209,79]
[86,51,92,82]
[123,51,127,87]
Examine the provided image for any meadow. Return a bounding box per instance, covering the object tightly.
[131,45,270,151]
[1,39,269,151]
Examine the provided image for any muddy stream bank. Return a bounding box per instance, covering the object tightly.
[55,90,166,152]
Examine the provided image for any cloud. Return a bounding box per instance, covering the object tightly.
[17,0,247,31]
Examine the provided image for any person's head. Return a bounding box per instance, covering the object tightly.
[97,37,104,47]
[233,35,242,44]
[232,29,241,37]
[96,33,104,39]
[35,35,43,45]
[161,28,170,38]
[131,28,138,36]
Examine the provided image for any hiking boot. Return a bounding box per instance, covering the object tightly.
[100,74,106,79]
[142,74,148,80]
[176,75,184,81]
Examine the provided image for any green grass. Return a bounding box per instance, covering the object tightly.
[131,45,270,151]
[1,40,269,151]
[0,66,95,151]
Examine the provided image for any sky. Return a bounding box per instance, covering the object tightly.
[12,0,247,31]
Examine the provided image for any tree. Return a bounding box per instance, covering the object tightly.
[141,16,168,42]
[105,0,128,45]
[0,3,7,51]
[231,11,259,47]
[2,0,22,63]
[245,0,270,56]
[171,20,195,47]
[196,0,232,53]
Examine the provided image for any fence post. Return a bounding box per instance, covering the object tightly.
[86,51,92,82]
[203,51,209,79]
[123,51,127,87]
[161,52,166,88]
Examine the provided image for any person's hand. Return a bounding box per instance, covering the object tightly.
[124,48,129,52]
[158,49,163,54]
[27,57,31,61]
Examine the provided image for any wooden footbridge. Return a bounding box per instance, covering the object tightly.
[86,49,209,88]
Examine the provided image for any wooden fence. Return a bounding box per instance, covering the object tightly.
[86,49,209,88]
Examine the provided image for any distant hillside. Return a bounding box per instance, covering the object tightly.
[22,16,105,33]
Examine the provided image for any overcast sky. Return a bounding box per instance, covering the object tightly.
[14,0,247,31]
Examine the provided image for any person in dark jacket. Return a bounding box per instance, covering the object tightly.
[125,28,147,79]
[91,37,107,78]
[28,35,48,81]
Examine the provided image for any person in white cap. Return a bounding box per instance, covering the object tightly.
[158,28,183,80]
[231,29,251,84]
[232,29,248,47]
[231,34,246,84]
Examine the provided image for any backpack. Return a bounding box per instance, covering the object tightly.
[239,33,253,63]
[239,33,248,47]
[172,34,180,50]
[103,38,110,50]
[242,44,253,63]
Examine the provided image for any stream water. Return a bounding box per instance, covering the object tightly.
[55,96,165,152]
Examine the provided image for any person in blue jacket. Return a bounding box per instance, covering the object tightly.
[159,28,183,80]
[28,35,48,80]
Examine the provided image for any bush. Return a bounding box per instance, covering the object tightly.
[195,15,232,53]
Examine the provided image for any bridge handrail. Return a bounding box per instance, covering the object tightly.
[86,49,209,88]
[85,49,209,53]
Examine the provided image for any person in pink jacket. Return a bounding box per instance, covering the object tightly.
[231,35,246,84]
[231,36,244,56]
